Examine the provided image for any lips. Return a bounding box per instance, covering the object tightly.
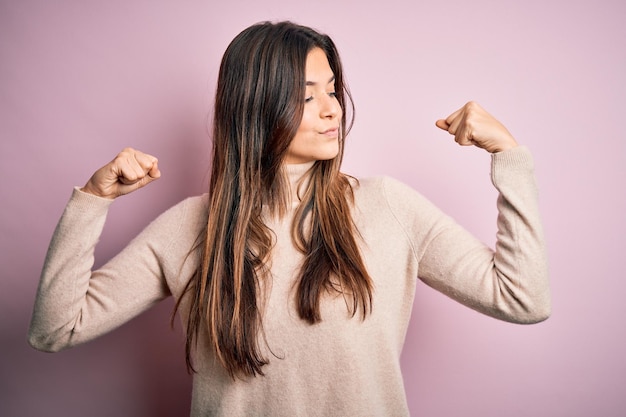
[320,127,339,137]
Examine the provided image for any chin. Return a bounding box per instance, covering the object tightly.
[315,152,339,162]
[318,144,339,161]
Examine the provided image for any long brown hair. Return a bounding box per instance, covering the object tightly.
[179,21,373,379]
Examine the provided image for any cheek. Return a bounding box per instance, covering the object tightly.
[297,111,316,133]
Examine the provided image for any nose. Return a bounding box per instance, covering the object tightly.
[320,94,340,119]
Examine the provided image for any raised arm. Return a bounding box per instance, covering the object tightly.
[417,102,550,322]
[28,148,169,351]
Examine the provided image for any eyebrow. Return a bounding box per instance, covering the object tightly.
[306,75,336,86]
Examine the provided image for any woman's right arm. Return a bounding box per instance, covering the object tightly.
[28,148,168,351]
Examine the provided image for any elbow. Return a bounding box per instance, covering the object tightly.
[491,282,552,324]
[27,325,68,353]
[513,291,552,324]
[523,302,551,324]
[28,335,49,352]
[28,332,61,353]
[526,281,552,323]
[497,269,552,324]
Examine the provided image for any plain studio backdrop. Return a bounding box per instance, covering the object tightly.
[1,1,624,416]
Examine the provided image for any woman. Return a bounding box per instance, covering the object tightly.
[29,21,550,416]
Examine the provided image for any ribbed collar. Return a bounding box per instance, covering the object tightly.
[284,161,315,204]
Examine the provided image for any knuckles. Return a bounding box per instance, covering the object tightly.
[118,147,137,159]
[464,100,480,111]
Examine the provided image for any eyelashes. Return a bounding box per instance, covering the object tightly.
[305,92,337,103]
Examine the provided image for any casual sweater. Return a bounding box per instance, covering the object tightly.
[29,146,550,416]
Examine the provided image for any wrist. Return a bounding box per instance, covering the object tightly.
[494,143,518,153]
[491,136,519,153]
[80,183,109,199]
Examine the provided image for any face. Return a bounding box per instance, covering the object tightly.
[284,47,342,164]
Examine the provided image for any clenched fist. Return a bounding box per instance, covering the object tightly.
[81,148,161,199]
[436,101,518,153]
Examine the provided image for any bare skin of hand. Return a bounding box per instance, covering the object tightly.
[435,101,518,153]
[80,148,161,199]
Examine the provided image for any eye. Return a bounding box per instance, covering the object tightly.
[329,92,337,98]
[305,96,314,103]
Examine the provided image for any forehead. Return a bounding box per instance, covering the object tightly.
[305,48,334,81]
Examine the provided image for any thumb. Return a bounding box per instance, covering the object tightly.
[144,158,161,181]
[435,119,450,131]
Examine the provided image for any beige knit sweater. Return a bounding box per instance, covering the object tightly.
[29,146,550,416]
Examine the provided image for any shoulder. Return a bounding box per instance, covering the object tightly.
[160,193,208,213]
[349,175,406,194]
[144,193,209,239]
[349,175,432,211]
[171,193,209,215]
[350,174,451,229]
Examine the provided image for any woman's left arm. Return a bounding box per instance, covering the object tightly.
[418,102,551,323]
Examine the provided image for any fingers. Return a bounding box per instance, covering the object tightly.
[436,103,475,147]
[115,148,160,186]
[81,148,161,199]
[443,107,463,132]
[435,106,464,136]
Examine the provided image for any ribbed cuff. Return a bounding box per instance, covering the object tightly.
[490,146,534,185]
[70,186,115,211]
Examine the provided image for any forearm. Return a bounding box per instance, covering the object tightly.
[419,147,551,323]
[29,188,113,351]
[489,146,551,322]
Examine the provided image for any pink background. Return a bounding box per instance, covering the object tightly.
[1,1,624,416]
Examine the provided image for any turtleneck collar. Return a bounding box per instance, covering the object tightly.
[284,161,315,204]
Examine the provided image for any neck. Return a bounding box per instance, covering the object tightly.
[284,161,315,204]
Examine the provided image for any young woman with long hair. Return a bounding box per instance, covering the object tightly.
[29,21,550,416]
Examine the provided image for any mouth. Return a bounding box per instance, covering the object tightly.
[320,127,339,137]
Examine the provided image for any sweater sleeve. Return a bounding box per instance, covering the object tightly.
[384,146,551,324]
[28,188,194,352]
